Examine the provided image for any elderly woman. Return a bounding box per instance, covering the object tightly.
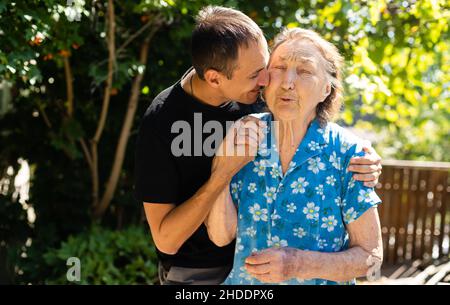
[206,28,383,285]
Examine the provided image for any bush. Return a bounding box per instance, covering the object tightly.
[42,225,158,284]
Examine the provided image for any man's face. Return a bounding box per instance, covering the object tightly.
[219,39,270,104]
[264,39,330,121]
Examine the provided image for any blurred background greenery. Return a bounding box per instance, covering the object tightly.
[0,0,448,284]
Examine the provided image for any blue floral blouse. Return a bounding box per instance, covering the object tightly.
[223,113,381,285]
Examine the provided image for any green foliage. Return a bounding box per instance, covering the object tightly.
[0,192,32,284]
[42,225,158,284]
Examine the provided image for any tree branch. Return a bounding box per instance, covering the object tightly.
[91,13,163,73]
[79,138,93,170]
[91,143,99,208]
[116,15,160,54]
[90,0,116,208]
[63,56,74,117]
[37,104,52,128]
[92,0,116,144]
[93,24,161,218]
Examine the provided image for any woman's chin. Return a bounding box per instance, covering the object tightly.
[273,104,300,121]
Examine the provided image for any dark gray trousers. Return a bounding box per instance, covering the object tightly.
[158,262,232,285]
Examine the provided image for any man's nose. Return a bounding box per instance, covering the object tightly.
[257,69,270,87]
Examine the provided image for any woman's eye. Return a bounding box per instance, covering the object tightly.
[275,66,286,70]
[298,69,312,75]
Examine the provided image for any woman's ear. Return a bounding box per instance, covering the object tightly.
[203,69,222,89]
[321,82,332,102]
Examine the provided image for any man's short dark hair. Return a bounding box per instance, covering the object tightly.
[191,6,264,80]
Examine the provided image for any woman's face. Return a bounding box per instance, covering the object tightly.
[264,39,331,122]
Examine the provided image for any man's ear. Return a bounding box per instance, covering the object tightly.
[203,69,223,89]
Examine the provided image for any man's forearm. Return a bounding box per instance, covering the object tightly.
[296,246,381,282]
[158,174,230,253]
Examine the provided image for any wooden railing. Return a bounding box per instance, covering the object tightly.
[376,160,450,265]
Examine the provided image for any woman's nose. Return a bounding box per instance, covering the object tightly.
[281,70,296,90]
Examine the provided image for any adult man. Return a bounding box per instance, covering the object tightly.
[134,6,382,285]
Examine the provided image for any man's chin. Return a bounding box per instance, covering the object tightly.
[239,91,260,104]
[239,99,258,105]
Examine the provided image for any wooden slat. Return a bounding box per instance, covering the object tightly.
[405,168,420,261]
[381,160,450,170]
[411,169,424,260]
[439,172,449,257]
[434,172,445,257]
[425,261,450,285]
[436,172,445,257]
[419,170,430,260]
[425,172,439,260]
[399,168,411,262]
[429,171,444,260]
[386,167,397,264]
[404,168,416,261]
[376,182,387,259]
[392,168,403,263]
[379,166,393,262]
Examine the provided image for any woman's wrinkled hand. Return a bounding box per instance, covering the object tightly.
[244,247,311,283]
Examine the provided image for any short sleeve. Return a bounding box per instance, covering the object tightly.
[134,121,179,204]
[340,143,381,225]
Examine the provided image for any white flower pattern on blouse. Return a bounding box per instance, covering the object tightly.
[248,183,257,193]
[248,203,268,222]
[263,186,277,204]
[303,202,320,221]
[290,177,309,194]
[267,235,288,248]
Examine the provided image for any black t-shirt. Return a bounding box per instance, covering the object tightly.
[134,74,265,268]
